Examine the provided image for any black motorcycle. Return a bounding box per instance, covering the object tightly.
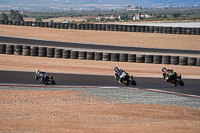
[39,75,56,85]
[35,71,56,85]
[114,69,136,86]
[170,73,184,86]
[164,72,184,86]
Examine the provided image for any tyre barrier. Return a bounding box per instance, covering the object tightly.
[123,25,127,32]
[132,25,136,32]
[30,46,38,56]
[118,25,122,31]
[158,27,163,33]
[149,26,154,33]
[182,28,187,34]
[145,26,149,33]
[128,54,136,62]
[162,56,171,64]
[70,51,79,59]
[136,54,145,63]
[14,45,22,55]
[102,53,111,61]
[127,25,132,32]
[172,27,176,34]
[186,28,191,35]
[111,53,119,62]
[119,53,128,62]
[110,24,114,31]
[87,52,95,60]
[97,24,102,31]
[89,24,93,30]
[176,27,182,34]
[54,48,62,58]
[78,51,87,60]
[38,47,47,57]
[154,26,158,33]
[196,28,200,35]
[93,24,98,30]
[85,24,89,30]
[170,56,179,65]
[163,27,167,34]
[179,56,188,66]
[6,45,14,54]
[145,55,153,63]
[94,52,103,61]
[46,48,55,58]
[22,45,30,56]
[77,23,81,30]
[196,58,200,66]
[188,57,196,66]
[62,50,71,58]
[0,44,6,54]
[1,44,199,66]
[167,27,172,34]
[153,55,162,64]
[114,25,118,31]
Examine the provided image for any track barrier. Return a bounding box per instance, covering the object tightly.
[0,43,199,67]
[0,20,200,35]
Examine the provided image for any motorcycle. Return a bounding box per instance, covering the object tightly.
[38,75,56,85]
[164,72,184,86]
[35,70,56,85]
[114,68,137,86]
[162,68,184,86]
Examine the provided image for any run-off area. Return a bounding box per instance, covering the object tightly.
[0,84,200,109]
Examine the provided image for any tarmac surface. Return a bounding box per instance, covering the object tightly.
[1,70,199,97]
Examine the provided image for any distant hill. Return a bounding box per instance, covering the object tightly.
[0,0,199,11]
[0,0,199,5]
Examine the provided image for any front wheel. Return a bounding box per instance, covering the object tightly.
[177,78,184,86]
[130,76,137,86]
[49,79,56,85]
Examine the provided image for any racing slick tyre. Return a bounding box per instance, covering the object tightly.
[177,78,184,86]
[51,80,56,85]
[130,76,137,86]
[0,44,6,54]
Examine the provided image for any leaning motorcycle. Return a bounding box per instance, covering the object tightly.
[38,75,56,85]
[164,72,184,86]
[115,71,137,86]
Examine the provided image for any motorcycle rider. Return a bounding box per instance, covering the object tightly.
[162,67,174,82]
[35,69,46,83]
[114,67,128,84]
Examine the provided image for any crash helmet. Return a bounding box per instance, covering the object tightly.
[162,67,166,72]
[35,69,39,73]
[114,67,119,71]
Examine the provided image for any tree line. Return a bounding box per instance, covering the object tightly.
[0,10,24,21]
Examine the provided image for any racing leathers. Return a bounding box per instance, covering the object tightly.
[114,67,127,84]
[162,67,174,82]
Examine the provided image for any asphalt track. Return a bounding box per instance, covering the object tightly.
[0,36,200,55]
[0,70,199,96]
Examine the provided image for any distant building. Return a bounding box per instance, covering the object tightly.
[133,13,141,21]
[62,20,69,23]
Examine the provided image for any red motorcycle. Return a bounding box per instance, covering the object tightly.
[162,67,184,86]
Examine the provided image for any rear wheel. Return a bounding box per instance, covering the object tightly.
[52,80,56,85]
